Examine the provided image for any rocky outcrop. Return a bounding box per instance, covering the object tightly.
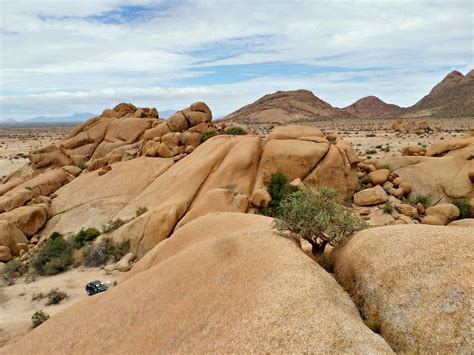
[223,89,353,124]
[331,224,473,353]
[39,127,358,256]
[6,213,392,354]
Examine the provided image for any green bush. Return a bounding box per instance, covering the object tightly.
[198,130,219,144]
[102,218,126,234]
[380,163,391,170]
[259,172,299,217]
[31,310,49,328]
[225,127,247,135]
[45,288,67,305]
[31,233,73,275]
[72,227,101,249]
[83,238,130,267]
[452,199,470,219]
[275,187,367,256]
[410,194,431,208]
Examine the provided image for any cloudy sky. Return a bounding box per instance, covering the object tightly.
[0,0,472,120]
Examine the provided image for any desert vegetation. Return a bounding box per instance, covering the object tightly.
[275,186,367,256]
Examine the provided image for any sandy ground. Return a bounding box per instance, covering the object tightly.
[0,125,71,180]
[0,267,123,347]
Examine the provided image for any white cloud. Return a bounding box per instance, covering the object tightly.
[0,0,472,120]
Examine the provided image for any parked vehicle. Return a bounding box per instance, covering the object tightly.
[85,280,108,296]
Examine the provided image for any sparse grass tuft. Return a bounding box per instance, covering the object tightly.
[409,194,431,209]
[102,218,125,234]
[383,201,393,214]
[135,206,148,218]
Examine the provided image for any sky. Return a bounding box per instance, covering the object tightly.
[0,0,473,120]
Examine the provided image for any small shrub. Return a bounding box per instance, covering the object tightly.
[45,288,67,305]
[31,233,73,275]
[380,163,391,170]
[31,310,49,328]
[72,227,101,249]
[102,218,125,234]
[3,259,24,285]
[410,194,431,208]
[83,238,130,267]
[452,199,470,219]
[198,130,219,144]
[275,187,367,256]
[365,149,377,155]
[225,127,247,135]
[135,206,148,218]
[383,201,393,214]
[78,162,88,170]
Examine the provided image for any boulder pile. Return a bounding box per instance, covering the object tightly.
[354,133,473,226]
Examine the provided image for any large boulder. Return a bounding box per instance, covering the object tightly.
[0,221,28,256]
[0,205,48,237]
[421,203,460,225]
[304,143,358,201]
[6,213,392,353]
[331,224,473,353]
[254,139,329,188]
[269,125,324,140]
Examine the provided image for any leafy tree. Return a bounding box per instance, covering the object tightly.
[275,187,367,255]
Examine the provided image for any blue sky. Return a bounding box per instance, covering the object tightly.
[0,0,473,120]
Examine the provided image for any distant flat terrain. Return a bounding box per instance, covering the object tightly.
[0,124,72,180]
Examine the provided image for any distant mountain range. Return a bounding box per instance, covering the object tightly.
[0,112,95,124]
[224,69,474,123]
[0,109,178,125]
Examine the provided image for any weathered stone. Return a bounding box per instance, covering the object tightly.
[421,203,460,225]
[368,169,390,185]
[353,185,387,206]
[0,246,12,262]
[332,224,473,353]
